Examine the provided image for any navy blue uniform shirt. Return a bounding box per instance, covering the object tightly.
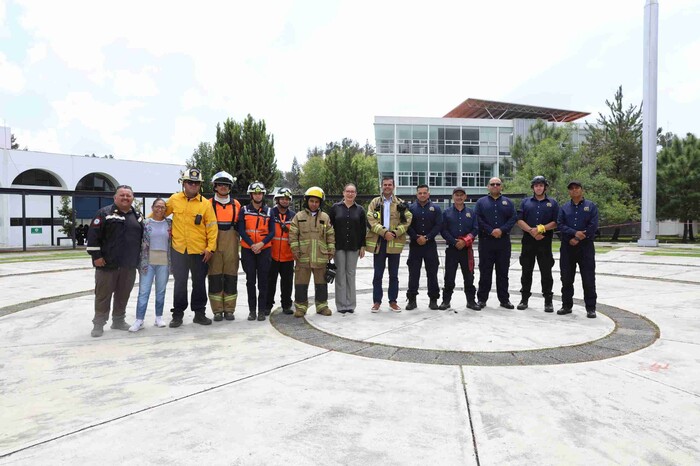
[518,196,560,238]
[441,205,479,247]
[408,200,443,244]
[557,198,599,243]
[474,195,517,237]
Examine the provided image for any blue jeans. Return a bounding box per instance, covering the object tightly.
[372,240,400,304]
[136,264,169,319]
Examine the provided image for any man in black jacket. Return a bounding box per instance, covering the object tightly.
[86,185,144,337]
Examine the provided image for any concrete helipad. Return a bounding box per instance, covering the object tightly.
[0,244,699,465]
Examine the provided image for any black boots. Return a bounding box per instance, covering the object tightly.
[193,312,212,325]
[428,299,439,310]
[248,310,257,321]
[406,298,417,310]
[517,300,528,310]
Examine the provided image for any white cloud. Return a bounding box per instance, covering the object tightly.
[0,52,25,93]
[112,68,159,97]
[14,127,61,153]
[25,42,47,65]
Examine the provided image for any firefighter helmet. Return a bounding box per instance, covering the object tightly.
[180,167,203,183]
[212,171,235,186]
[304,186,325,201]
[274,187,293,201]
[247,181,267,194]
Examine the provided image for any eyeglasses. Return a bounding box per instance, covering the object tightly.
[184,180,201,185]
[489,183,502,186]
[152,205,166,210]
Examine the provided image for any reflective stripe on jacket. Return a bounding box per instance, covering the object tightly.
[271,206,295,262]
[211,198,241,231]
[289,209,335,268]
[365,195,412,254]
[238,204,274,250]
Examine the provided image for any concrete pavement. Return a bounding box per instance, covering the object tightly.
[0,244,699,465]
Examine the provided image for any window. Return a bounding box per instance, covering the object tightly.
[429,126,444,154]
[75,173,116,192]
[462,146,479,155]
[397,125,411,154]
[499,128,513,155]
[429,172,443,186]
[375,124,395,154]
[12,169,61,187]
[412,125,428,154]
[398,171,412,186]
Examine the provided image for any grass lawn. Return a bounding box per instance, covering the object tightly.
[0,251,87,264]
[643,249,700,258]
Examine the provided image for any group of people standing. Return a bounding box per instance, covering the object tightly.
[402,175,599,319]
[86,169,599,338]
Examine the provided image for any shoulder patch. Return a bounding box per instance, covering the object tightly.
[92,218,101,226]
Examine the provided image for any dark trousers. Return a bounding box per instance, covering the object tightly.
[267,259,294,311]
[241,247,272,312]
[372,240,400,304]
[560,241,597,310]
[443,247,476,303]
[171,248,209,317]
[93,267,136,325]
[519,236,554,300]
[477,236,511,303]
[406,242,440,300]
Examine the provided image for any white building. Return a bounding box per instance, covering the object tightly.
[0,126,185,248]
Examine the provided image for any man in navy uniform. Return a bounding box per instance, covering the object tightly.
[557,180,599,318]
[474,177,517,309]
[406,184,443,310]
[516,176,559,312]
[440,187,480,311]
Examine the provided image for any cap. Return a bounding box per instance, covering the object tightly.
[567,180,583,189]
[452,187,466,194]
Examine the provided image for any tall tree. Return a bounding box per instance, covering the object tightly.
[281,157,302,194]
[299,138,379,196]
[510,122,638,235]
[214,115,278,192]
[186,142,216,193]
[581,86,643,199]
[657,133,700,242]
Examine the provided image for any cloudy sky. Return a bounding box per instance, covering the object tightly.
[1,0,698,171]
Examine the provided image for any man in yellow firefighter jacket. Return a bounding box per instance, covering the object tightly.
[208,171,241,321]
[289,187,335,317]
[366,176,412,312]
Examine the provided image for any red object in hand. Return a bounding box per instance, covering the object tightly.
[459,234,474,248]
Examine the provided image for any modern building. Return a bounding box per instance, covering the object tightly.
[0,126,185,248]
[374,98,590,196]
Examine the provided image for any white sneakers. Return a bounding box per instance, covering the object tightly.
[128,319,144,332]
[154,316,166,328]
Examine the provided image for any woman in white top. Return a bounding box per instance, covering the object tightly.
[130,198,172,331]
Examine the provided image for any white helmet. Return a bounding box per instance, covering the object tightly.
[212,171,236,186]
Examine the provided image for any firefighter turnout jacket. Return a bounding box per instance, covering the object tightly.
[289,209,335,268]
[366,195,412,254]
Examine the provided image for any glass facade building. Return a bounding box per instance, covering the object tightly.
[374,100,589,196]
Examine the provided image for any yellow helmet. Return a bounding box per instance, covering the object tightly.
[304,186,324,201]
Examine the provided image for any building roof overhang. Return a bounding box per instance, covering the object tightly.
[444,98,589,123]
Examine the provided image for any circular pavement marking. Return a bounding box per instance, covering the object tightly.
[270,295,660,366]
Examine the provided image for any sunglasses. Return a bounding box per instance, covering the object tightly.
[184,180,201,185]
[489,183,502,186]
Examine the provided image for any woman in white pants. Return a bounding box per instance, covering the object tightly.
[328,184,367,314]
